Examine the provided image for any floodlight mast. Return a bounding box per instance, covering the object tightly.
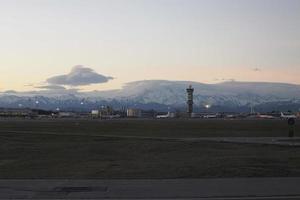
[35,100,39,109]
[186,85,194,118]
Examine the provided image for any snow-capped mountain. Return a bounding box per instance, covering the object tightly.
[1,80,300,112]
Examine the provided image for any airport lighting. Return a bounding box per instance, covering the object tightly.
[35,101,39,108]
[205,104,211,109]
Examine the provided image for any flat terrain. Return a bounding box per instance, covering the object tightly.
[2,178,300,199]
[0,119,300,178]
[0,118,299,137]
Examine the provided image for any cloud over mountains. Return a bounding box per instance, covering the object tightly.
[1,80,300,112]
[46,65,113,86]
[35,85,66,90]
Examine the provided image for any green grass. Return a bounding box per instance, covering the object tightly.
[0,119,299,178]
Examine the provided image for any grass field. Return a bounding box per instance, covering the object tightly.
[0,119,300,178]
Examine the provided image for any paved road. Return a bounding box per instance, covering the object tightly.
[1,178,300,199]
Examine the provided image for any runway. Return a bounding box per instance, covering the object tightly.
[3,130,300,146]
[1,178,300,199]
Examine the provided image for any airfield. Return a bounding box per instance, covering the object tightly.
[1,118,300,179]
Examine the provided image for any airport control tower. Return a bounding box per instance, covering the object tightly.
[186,85,194,117]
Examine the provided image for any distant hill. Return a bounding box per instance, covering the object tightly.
[1,80,300,112]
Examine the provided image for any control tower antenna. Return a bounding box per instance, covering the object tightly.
[186,85,194,117]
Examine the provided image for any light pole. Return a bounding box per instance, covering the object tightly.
[205,104,211,112]
[35,101,39,109]
[80,101,84,114]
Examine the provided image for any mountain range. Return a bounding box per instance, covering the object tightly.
[1,80,300,112]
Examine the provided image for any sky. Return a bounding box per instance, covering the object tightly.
[0,0,299,92]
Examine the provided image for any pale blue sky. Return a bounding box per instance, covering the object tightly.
[0,0,299,91]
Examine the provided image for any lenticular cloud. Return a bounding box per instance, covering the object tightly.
[47,65,113,86]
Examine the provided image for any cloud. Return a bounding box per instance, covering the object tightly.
[214,78,236,82]
[46,65,113,86]
[3,90,17,94]
[35,85,66,90]
[24,83,34,87]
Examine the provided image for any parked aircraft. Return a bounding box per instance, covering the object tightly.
[156,112,176,119]
[257,114,276,119]
[203,114,219,119]
[280,112,296,119]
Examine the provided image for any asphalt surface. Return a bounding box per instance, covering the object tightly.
[1,178,300,199]
[2,130,300,146]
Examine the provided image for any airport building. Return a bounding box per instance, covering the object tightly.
[91,110,100,118]
[127,108,142,118]
[58,112,76,118]
[91,106,117,119]
[0,108,35,118]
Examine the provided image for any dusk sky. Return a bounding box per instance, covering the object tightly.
[0,0,300,91]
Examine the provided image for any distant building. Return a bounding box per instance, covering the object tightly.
[91,110,99,118]
[100,106,113,117]
[191,113,201,118]
[127,108,142,118]
[0,108,36,118]
[58,112,76,118]
[140,109,157,118]
[91,106,121,119]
